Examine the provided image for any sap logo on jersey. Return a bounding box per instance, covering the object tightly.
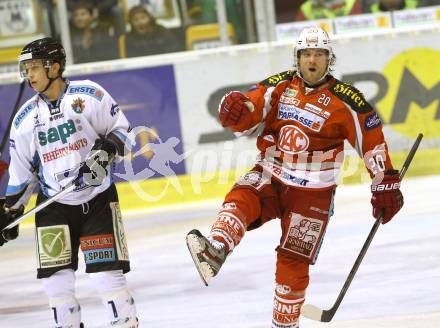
[68,85,104,101]
[278,125,309,154]
[38,119,81,146]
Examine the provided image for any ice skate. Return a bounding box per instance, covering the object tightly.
[186,229,227,286]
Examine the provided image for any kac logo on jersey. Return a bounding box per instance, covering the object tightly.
[71,98,85,114]
[38,119,81,146]
[278,125,309,154]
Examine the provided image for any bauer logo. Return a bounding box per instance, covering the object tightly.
[68,85,104,101]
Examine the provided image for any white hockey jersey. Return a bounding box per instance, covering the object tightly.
[7,79,133,206]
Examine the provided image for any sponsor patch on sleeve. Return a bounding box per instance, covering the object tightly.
[364,112,382,130]
[68,85,104,101]
[14,101,37,128]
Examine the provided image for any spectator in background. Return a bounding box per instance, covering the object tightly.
[187,0,246,44]
[368,0,418,12]
[69,1,119,63]
[67,0,125,35]
[296,0,362,20]
[125,5,182,57]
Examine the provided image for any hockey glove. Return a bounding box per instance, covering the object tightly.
[371,170,403,224]
[219,91,255,128]
[0,160,8,182]
[78,138,117,186]
[0,199,24,247]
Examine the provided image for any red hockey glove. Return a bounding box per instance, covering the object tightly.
[371,170,403,224]
[218,91,255,128]
[0,160,8,182]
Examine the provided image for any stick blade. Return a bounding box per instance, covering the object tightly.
[301,304,324,321]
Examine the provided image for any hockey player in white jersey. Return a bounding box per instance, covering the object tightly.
[0,38,138,328]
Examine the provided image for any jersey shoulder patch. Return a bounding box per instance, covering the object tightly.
[259,70,295,87]
[13,97,38,129]
[66,80,105,101]
[329,79,373,113]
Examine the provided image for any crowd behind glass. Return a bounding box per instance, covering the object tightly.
[1,0,439,65]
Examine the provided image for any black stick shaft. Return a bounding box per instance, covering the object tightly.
[322,133,424,322]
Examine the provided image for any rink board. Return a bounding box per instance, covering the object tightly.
[0,28,440,213]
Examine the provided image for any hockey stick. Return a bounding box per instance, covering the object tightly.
[2,149,111,230]
[301,133,424,323]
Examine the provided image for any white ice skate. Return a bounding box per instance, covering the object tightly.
[186,229,227,286]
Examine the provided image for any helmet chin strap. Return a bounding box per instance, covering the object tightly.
[41,69,61,93]
[30,67,61,94]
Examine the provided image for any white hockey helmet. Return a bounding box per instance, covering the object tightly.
[293,27,335,78]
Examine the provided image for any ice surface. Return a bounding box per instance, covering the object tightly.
[0,176,439,327]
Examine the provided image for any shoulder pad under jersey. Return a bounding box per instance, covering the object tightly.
[259,70,295,87]
[329,79,373,113]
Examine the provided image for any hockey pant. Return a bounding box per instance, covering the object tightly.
[209,168,335,328]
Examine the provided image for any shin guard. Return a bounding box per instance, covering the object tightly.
[49,297,82,328]
[102,288,137,327]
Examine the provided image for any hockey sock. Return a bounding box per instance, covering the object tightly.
[272,287,304,328]
[210,212,246,253]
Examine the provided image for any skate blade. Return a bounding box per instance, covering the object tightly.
[186,232,214,286]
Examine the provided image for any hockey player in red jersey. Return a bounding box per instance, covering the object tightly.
[186,27,403,328]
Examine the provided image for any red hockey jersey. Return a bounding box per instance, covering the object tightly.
[233,71,393,190]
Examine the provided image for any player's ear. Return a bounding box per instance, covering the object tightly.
[50,62,61,77]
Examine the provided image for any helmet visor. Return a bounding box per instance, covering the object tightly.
[18,59,49,79]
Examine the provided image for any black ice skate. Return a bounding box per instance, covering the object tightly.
[186,229,227,286]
